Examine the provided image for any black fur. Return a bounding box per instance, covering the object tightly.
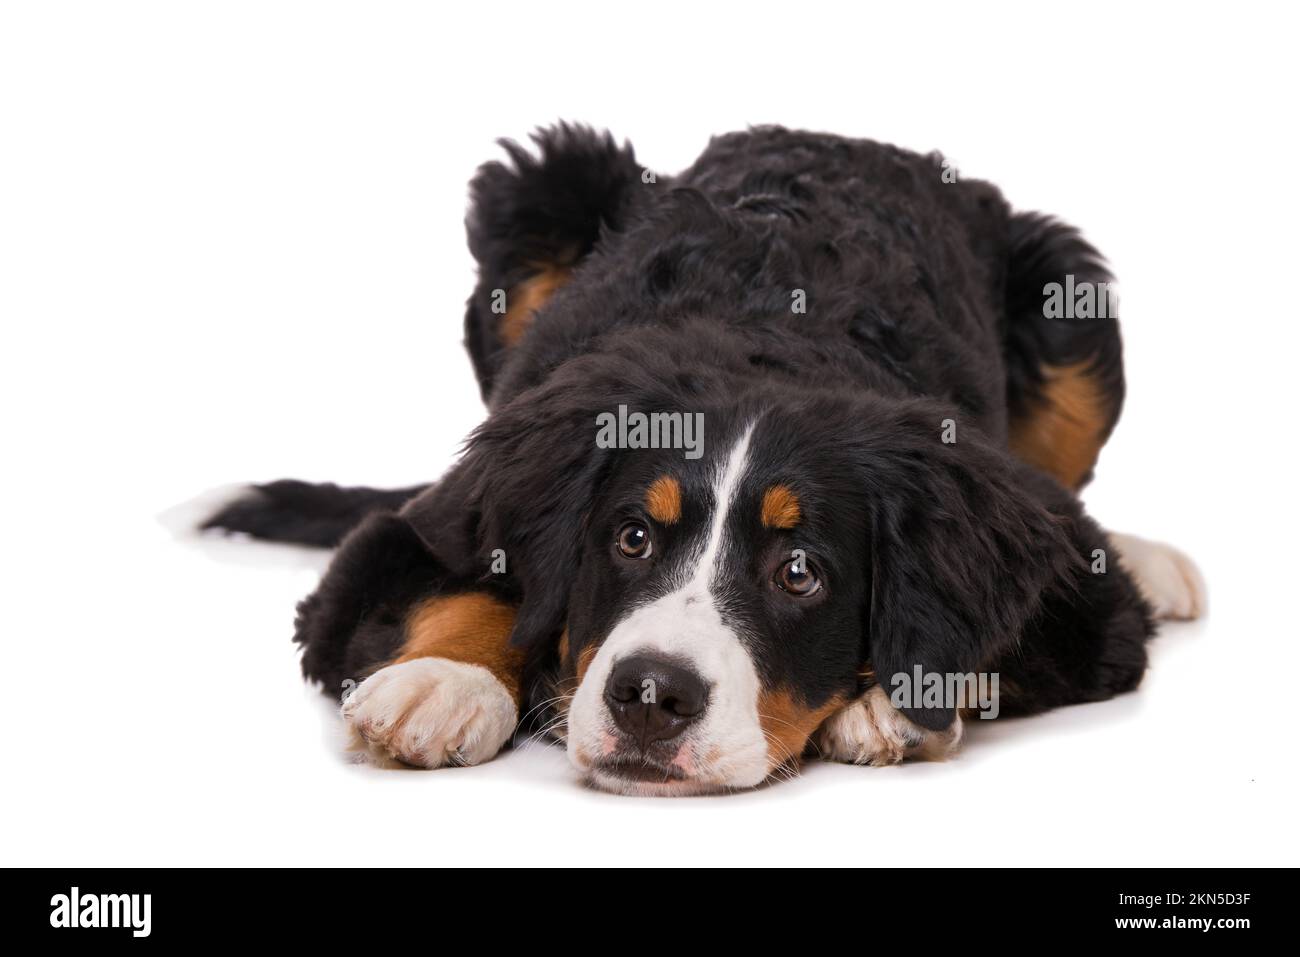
[463,123,644,402]
[202,479,426,548]
[207,125,1155,735]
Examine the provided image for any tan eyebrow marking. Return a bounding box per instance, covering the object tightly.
[760,484,801,529]
[645,475,682,525]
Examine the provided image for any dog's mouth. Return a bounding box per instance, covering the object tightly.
[586,755,727,797]
[595,757,687,783]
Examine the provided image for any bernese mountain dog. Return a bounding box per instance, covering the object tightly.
[204,124,1205,795]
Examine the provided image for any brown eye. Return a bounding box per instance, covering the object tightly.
[617,522,653,559]
[776,557,821,597]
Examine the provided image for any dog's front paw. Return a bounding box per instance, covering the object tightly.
[341,658,517,768]
[813,686,961,766]
[1109,532,1206,620]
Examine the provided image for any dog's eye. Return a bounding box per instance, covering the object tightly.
[775,557,821,597]
[616,522,653,559]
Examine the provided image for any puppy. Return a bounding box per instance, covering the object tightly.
[205,125,1204,795]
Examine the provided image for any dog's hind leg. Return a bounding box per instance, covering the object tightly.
[1108,532,1206,621]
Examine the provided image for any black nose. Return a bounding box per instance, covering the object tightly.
[604,655,710,745]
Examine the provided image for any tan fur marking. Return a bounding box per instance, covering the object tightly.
[645,475,682,525]
[500,265,571,346]
[760,485,801,529]
[758,688,846,771]
[1008,359,1110,489]
[546,627,581,738]
[398,593,524,704]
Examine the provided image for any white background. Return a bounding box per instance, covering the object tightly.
[3,1,1297,867]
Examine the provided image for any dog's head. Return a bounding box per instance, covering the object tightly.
[410,357,1080,795]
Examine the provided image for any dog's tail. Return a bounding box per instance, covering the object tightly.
[1002,212,1127,491]
[200,480,429,548]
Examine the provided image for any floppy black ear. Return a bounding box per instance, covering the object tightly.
[862,404,1084,730]
[463,123,647,401]
[401,353,680,651]
[399,389,606,650]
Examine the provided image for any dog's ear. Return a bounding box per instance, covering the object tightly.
[400,384,606,650]
[402,354,678,651]
[860,403,1083,730]
[463,123,648,400]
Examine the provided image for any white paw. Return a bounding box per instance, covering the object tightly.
[341,658,517,768]
[813,686,962,766]
[1109,532,1206,621]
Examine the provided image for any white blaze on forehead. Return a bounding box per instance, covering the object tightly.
[568,424,771,791]
[676,422,757,595]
